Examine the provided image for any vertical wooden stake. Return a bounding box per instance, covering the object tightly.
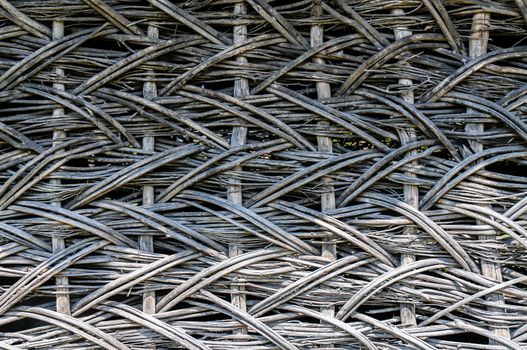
[141,23,158,316]
[311,6,337,345]
[392,8,418,328]
[51,19,71,316]
[467,11,510,342]
[229,1,248,336]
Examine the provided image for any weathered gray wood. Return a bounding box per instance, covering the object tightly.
[0,1,524,348]
[311,7,336,340]
[392,7,417,328]
[140,23,158,316]
[466,11,511,343]
[228,1,249,337]
[50,19,70,317]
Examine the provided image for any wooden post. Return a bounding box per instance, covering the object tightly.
[141,23,158,315]
[229,1,248,336]
[311,7,337,346]
[392,8,417,328]
[311,4,336,260]
[50,19,71,316]
[467,11,510,342]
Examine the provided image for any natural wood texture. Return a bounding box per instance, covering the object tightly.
[140,23,158,317]
[311,4,337,347]
[50,19,70,317]
[0,1,526,349]
[392,7,418,329]
[228,1,249,337]
[467,11,511,343]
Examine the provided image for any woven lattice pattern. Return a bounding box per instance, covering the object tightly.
[1,0,527,349]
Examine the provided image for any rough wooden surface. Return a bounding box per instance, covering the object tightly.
[0,0,527,349]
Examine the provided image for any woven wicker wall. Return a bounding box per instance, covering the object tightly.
[0,0,527,349]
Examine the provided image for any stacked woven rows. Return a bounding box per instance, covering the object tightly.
[0,0,527,349]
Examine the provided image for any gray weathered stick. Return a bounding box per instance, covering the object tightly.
[466,11,510,342]
[311,4,337,347]
[392,7,417,328]
[228,1,249,337]
[141,23,158,315]
[50,19,70,316]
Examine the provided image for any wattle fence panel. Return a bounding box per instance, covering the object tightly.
[0,0,527,349]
